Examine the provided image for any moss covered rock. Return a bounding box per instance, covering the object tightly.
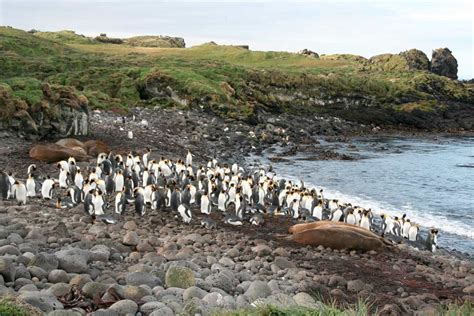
[165,266,196,289]
[431,48,458,79]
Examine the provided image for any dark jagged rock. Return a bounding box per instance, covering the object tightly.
[431,48,458,79]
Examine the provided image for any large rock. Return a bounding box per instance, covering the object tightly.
[108,299,138,314]
[19,291,64,313]
[431,48,458,79]
[33,253,59,272]
[0,257,16,282]
[399,49,430,71]
[244,280,272,302]
[165,266,196,289]
[125,271,161,288]
[55,248,90,273]
[48,269,69,284]
[123,231,140,247]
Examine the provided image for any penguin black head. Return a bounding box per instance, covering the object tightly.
[14,180,19,185]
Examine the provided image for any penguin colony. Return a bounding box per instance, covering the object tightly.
[0,148,439,252]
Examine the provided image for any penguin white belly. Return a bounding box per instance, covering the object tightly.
[218,194,226,212]
[26,179,36,197]
[292,202,299,219]
[329,202,338,211]
[115,176,124,192]
[331,209,342,222]
[41,180,54,199]
[178,205,192,223]
[360,217,371,230]
[143,187,153,205]
[408,226,418,241]
[59,171,68,188]
[385,219,394,234]
[189,186,196,204]
[14,185,27,204]
[201,196,210,214]
[74,174,83,189]
[402,222,411,238]
[312,206,323,220]
[142,172,149,186]
[93,197,105,216]
[346,214,356,225]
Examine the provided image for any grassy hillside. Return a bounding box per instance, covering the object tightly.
[1,27,473,129]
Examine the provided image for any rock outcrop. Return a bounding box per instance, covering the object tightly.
[124,35,185,48]
[399,49,430,71]
[298,49,319,58]
[0,83,89,139]
[431,48,458,79]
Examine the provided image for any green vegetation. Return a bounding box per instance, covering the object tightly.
[217,300,473,316]
[1,27,473,128]
[0,297,41,316]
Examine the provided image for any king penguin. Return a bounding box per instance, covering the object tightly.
[26,173,38,197]
[115,189,126,215]
[41,176,55,200]
[177,204,192,223]
[345,209,357,225]
[12,180,27,205]
[200,192,211,214]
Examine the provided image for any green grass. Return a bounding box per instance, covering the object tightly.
[217,300,473,316]
[1,27,473,126]
[0,297,42,316]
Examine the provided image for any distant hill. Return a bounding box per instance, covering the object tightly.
[1,27,473,131]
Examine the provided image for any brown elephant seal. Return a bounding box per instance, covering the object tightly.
[29,144,90,163]
[84,140,110,156]
[289,221,393,252]
[55,138,85,150]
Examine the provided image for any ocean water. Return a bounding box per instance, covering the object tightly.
[252,136,474,255]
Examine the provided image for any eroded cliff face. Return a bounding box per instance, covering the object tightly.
[137,69,474,132]
[0,83,89,139]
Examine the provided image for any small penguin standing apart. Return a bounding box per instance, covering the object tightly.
[425,229,439,252]
[12,180,27,205]
[26,173,37,197]
[186,150,193,167]
[177,204,192,223]
[41,177,55,200]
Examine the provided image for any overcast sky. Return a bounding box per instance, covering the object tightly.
[1,0,472,78]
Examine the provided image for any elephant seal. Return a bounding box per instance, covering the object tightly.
[84,140,110,156]
[288,221,393,252]
[29,144,89,162]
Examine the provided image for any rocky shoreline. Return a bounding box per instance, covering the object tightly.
[0,108,473,315]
